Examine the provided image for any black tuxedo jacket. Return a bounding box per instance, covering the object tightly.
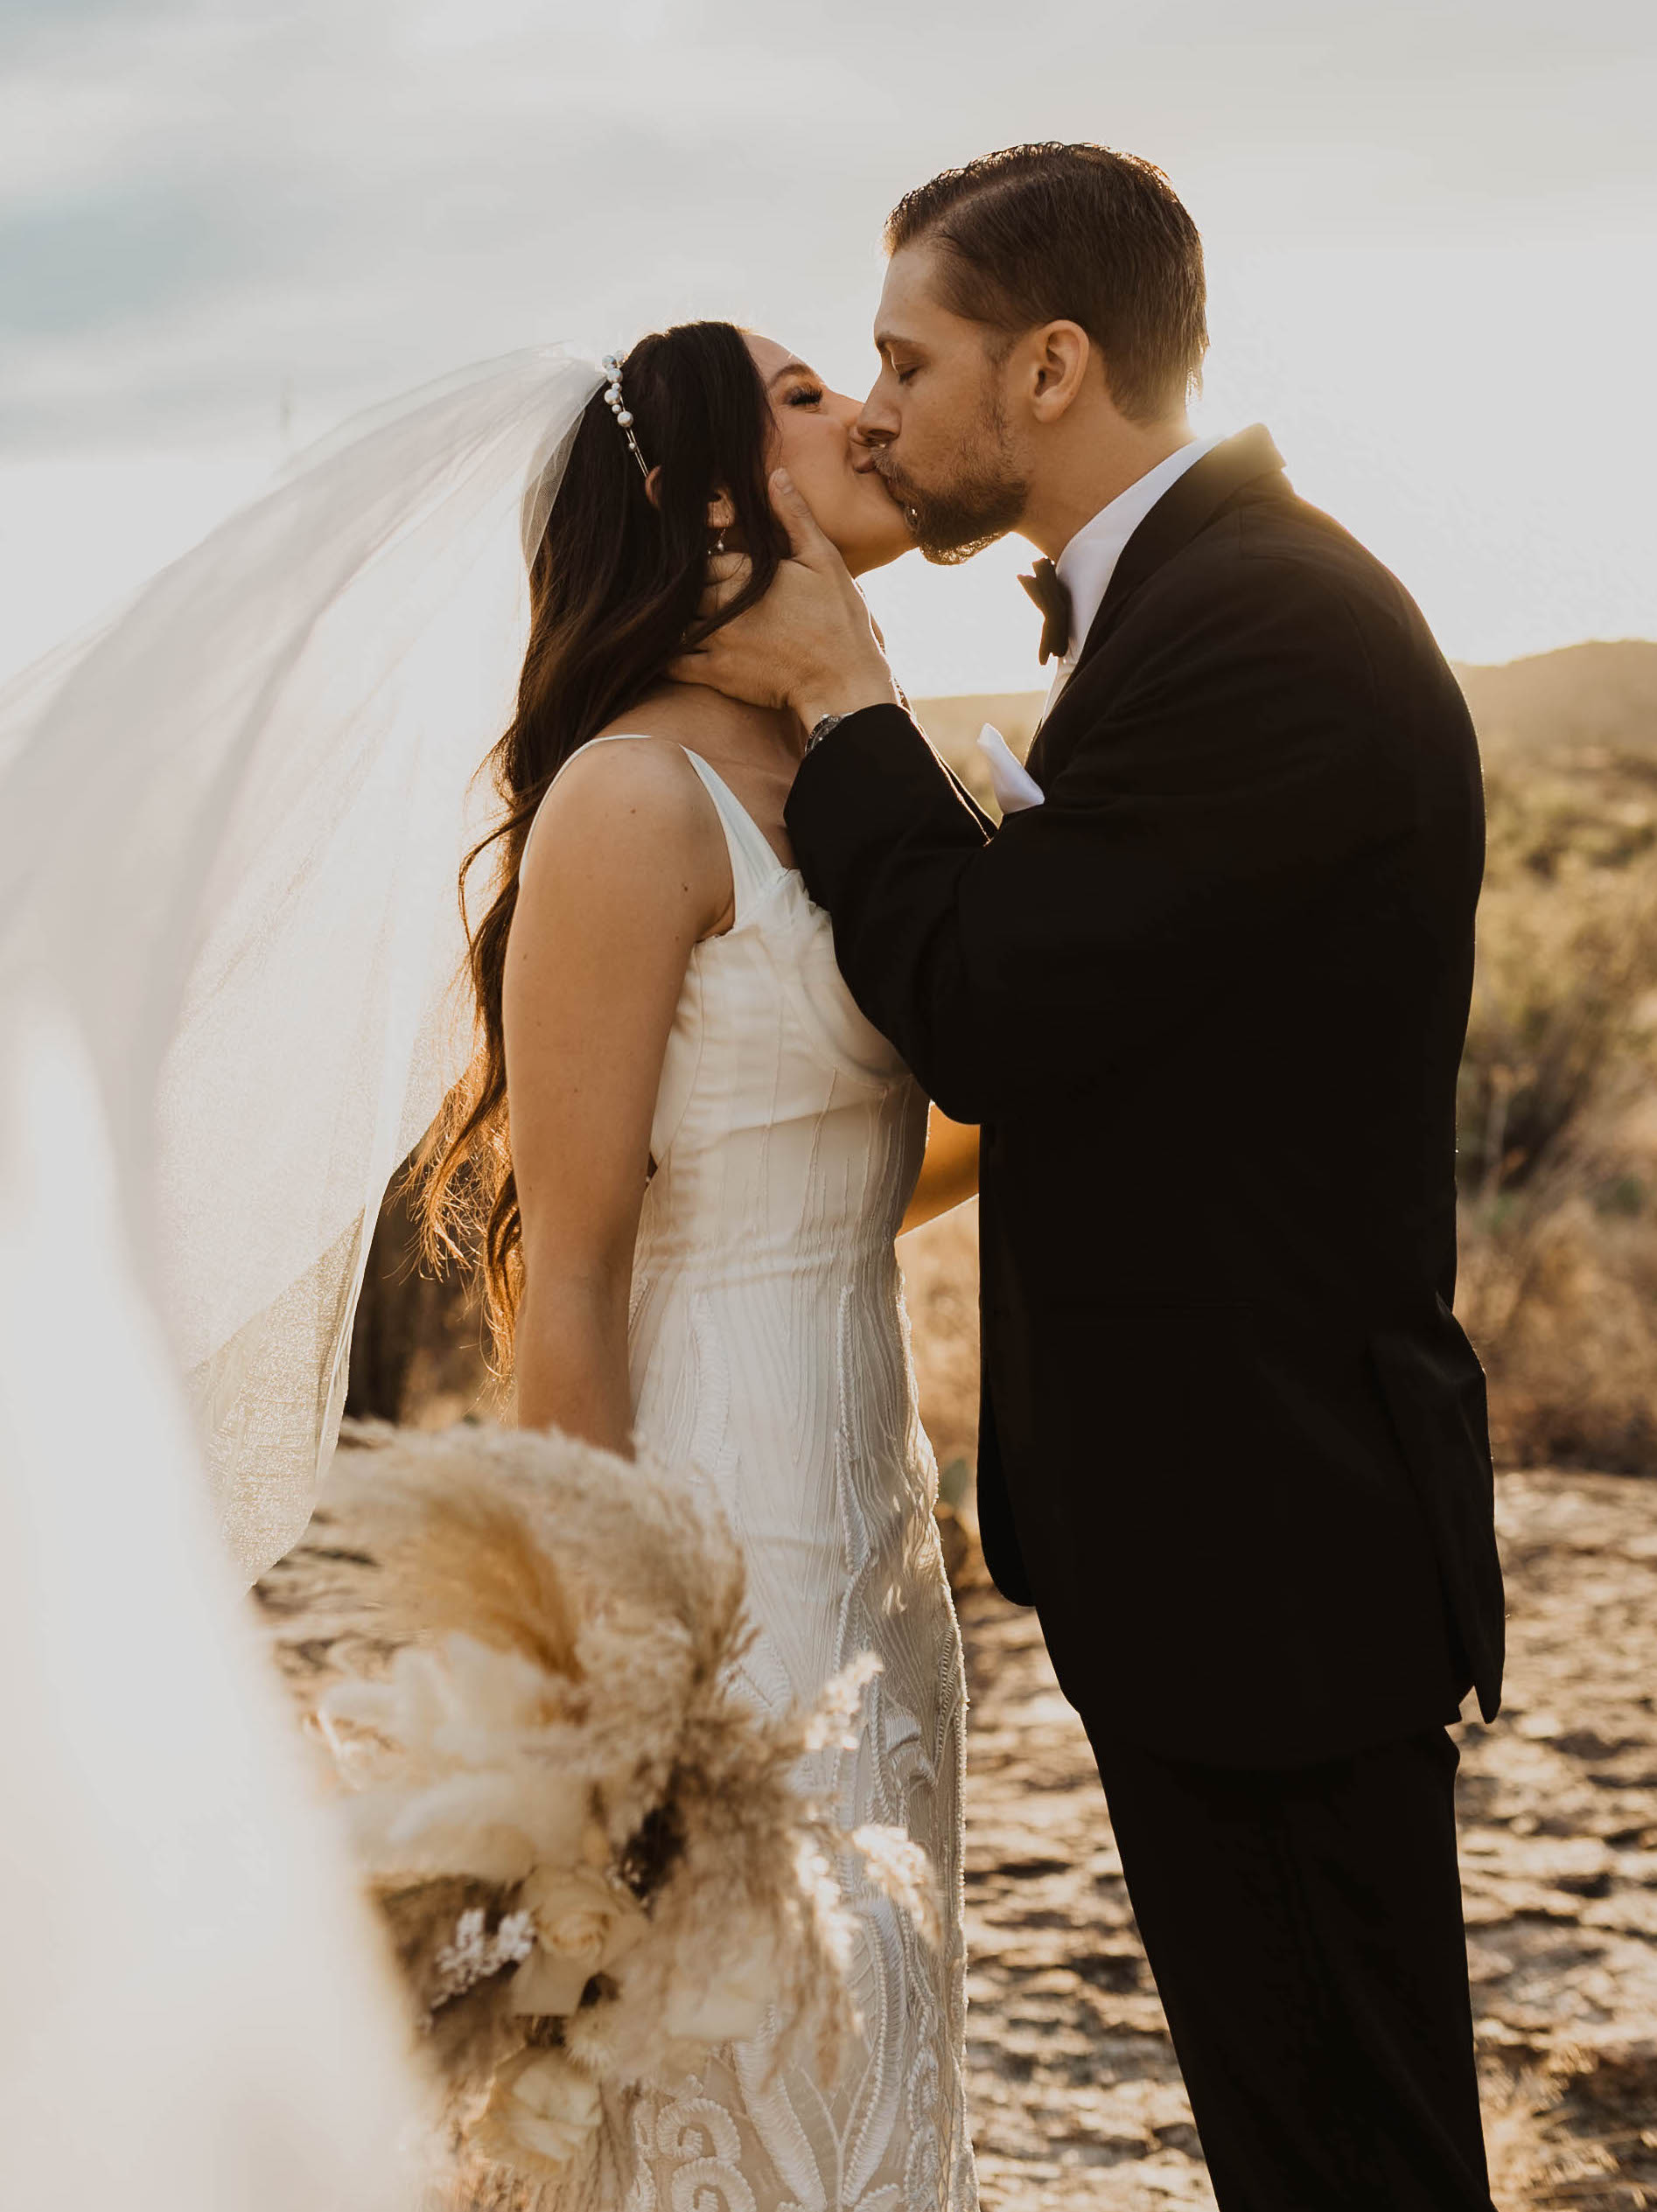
[785,426,1506,1769]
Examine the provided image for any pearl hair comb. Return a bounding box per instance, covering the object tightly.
[602,353,651,480]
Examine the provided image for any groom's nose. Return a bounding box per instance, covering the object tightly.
[853,401,897,451]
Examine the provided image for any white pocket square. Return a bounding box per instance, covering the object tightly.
[977,722,1045,814]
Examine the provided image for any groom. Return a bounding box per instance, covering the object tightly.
[680,144,1506,2209]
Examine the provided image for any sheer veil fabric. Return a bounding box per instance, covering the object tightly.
[0,978,423,2210]
[0,350,603,1580]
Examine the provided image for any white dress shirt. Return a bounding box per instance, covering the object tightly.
[975,432,1226,815]
[1044,432,1223,714]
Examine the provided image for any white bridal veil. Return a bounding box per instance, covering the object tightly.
[0,977,424,2209]
[0,350,604,2201]
[0,347,604,1583]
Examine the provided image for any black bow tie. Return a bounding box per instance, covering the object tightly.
[1018,558,1072,666]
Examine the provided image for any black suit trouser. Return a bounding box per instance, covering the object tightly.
[1082,1720,1495,2211]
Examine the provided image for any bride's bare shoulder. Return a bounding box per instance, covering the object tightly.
[530,731,707,843]
[518,730,728,923]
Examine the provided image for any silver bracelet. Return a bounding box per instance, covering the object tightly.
[803,712,847,756]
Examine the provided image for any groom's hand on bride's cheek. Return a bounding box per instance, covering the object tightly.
[668,470,899,731]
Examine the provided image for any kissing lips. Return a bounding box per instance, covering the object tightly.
[855,459,919,539]
[862,457,920,535]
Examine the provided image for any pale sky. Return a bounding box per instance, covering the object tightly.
[2,0,1653,694]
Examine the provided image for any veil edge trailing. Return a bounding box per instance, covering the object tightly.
[0,346,605,1580]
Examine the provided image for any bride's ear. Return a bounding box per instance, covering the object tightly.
[644,464,665,509]
[706,490,736,534]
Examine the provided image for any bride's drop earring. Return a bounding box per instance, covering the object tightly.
[713,530,727,555]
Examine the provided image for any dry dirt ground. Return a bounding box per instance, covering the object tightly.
[953,1469,1657,2210]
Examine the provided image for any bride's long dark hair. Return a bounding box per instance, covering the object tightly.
[414,321,789,1363]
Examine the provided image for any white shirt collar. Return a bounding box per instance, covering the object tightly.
[1045,433,1224,701]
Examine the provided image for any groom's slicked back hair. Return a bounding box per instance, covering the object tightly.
[884,143,1207,423]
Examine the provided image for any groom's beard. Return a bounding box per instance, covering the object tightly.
[875,397,1029,567]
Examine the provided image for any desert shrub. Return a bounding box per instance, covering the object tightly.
[347,1167,497,1427]
[1457,767,1657,1470]
[1457,868,1657,1199]
[1480,756,1657,883]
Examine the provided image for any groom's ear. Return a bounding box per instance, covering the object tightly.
[1025,321,1093,425]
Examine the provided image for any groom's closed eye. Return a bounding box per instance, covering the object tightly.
[875,333,925,383]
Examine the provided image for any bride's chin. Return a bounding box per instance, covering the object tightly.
[836,536,914,580]
[835,478,917,577]
[834,513,919,579]
[855,534,919,577]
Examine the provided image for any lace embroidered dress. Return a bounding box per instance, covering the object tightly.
[558,736,976,2212]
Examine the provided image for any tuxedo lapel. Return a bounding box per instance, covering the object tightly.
[1025,425,1288,789]
[1077,423,1287,673]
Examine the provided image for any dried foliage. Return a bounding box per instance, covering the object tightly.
[346,1170,499,1428]
[257,1421,934,2209]
[1456,750,1657,1470]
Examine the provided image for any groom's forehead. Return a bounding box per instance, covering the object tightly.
[874,244,954,347]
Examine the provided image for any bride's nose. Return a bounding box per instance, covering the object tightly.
[829,388,887,463]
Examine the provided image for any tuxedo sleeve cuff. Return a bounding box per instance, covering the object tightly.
[787,703,993,841]
[801,701,926,765]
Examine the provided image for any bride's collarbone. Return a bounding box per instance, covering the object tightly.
[689,752,799,873]
[698,753,797,874]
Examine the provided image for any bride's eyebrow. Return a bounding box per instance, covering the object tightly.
[766,360,817,387]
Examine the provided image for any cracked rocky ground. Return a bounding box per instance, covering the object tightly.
[951,1472,1657,2210]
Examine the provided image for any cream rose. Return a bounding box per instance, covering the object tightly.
[509,1864,649,2018]
[478,2048,602,2181]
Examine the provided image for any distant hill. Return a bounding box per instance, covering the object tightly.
[1453,641,1657,760]
[915,639,1657,811]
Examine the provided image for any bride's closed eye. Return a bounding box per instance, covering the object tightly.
[783,382,825,408]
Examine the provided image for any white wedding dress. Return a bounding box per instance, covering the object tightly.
[561,736,976,2212]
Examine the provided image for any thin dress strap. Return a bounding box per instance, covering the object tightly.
[535,734,789,930]
[676,751,790,928]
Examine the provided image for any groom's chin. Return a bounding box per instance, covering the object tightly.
[919,528,1013,567]
[898,485,1025,566]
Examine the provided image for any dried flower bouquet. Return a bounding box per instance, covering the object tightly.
[256,1420,935,2206]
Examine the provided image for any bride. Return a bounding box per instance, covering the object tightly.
[0,319,978,2212]
[418,319,979,2212]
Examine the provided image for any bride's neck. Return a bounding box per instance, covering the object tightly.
[633,681,804,762]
